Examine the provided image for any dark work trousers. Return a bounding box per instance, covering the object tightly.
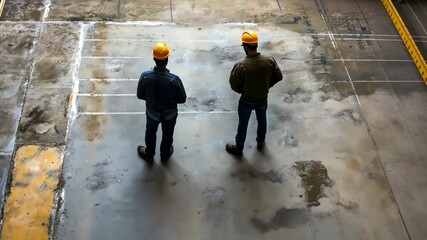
[235,97,268,151]
[145,114,177,158]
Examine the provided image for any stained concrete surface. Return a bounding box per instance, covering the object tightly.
[1,0,427,239]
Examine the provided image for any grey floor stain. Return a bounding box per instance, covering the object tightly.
[202,187,227,230]
[86,160,117,192]
[251,207,309,234]
[285,135,299,147]
[293,161,332,207]
[334,109,362,124]
[231,168,285,183]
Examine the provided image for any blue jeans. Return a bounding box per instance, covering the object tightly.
[145,114,177,158]
[235,97,268,151]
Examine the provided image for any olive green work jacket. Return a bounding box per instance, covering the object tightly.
[229,53,283,101]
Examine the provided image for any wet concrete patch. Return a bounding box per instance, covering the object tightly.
[0,107,22,152]
[30,23,80,88]
[85,159,122,192]
[172,0,280,24]
[333,109,362,124]
[48,0,119,21]
[319,82,354,101]
[16,88,70,146]
[231,168,285,184]
[251,207,309,234]
[282,87,312,104]
[0,0,44,21]
[293,161,332,207]
[119,0,170,21]
[80,95,108,141]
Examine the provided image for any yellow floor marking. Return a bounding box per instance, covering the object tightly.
[1,145,63,240]
[382,0,427,85]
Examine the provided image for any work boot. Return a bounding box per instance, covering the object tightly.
[225,143,243,157]
[137,145,154,164]
[161,146,174,163]
[257,142,265,151]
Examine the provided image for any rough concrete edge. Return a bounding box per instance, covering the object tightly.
[0,22,45,234]
[0,159,10,224]
[49,22,87,240]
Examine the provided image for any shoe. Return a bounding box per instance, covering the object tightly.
[137,145,154,164]
[225,143,243,157]
[257,142,265,151]
[161,146,174,163]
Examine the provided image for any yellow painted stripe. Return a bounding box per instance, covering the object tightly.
[382,0,427,85]
[1,145,63,240]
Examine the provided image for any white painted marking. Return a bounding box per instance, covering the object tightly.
[333,80,423,83]
[77,93,135,97]
[78,78,139,82]
[318,10,360,105]
[329,59,412,62]
[81,56,143,59]
[406,3,427,35]
[337,38,427,42]
[85,39,227,43]
[79,111,238,115]
[224,22,257,26]
[344,66,361,105]
[42,0,52,21]
[68,24,88,126]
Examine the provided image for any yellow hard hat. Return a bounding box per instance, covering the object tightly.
[152,42,170,60]
[241,30,258,44]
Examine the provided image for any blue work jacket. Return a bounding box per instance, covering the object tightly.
[137,67,187,121]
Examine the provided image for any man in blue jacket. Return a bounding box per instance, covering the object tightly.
[137,42,187,163]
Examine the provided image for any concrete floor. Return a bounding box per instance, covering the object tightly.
[1,0,427,239]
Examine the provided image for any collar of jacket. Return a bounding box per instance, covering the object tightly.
[153,66,170,72]
[246,52,261,59]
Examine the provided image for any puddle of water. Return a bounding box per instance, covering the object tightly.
[293,160,332,207]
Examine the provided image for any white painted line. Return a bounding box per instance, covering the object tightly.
[329,59,412,62]
[0,152,12,156]
[406,3,427,35]
[224,22,257,26]
[318,9,360,105]
[85,39,226,43]
[79,111,238,115]
[68,24,88,129]
[98,21,176,26]
[81,56,143,59]
[78,78,139,82]
[344,66,361,105]
[42,0,52,21]
[312,33,424,38]
[77,93,135,97]
[333,80,423,83]
[337,38,427,42]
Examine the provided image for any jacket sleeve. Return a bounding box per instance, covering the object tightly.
[269,57,283,88]
[229,63,243,93]
[137,73,146,100]
[175,76,187,104]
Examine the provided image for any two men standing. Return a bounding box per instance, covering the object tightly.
[137,30,282,163]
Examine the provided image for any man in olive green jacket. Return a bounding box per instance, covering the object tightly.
[226,30,283,156]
